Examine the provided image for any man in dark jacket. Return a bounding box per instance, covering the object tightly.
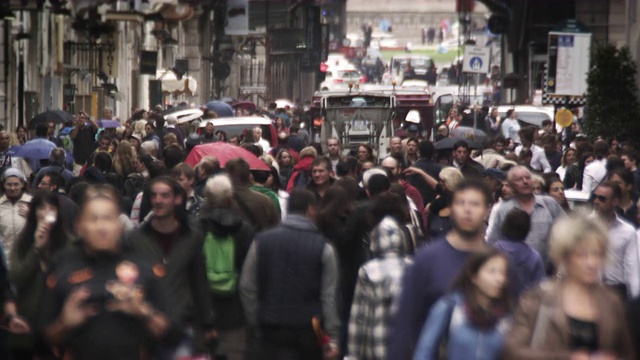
[407,140,441,206]
[226,158,279,232]
[240,188,340,360]
[452,140,484,178]
[201,173,255,360]
[129,176,216,358]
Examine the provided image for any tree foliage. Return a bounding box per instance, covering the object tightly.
[585,44,640,144]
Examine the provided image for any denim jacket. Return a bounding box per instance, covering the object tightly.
[413,291,510,360]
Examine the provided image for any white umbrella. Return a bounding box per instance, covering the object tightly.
[163,107,204,124]
[275,98,296,109]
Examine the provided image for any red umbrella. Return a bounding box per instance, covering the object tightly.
[184,142,270,171]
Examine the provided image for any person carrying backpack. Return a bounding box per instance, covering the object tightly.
[493,207,545,291]
[200,174,255,360]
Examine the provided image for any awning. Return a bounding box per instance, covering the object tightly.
[156,70,197,95]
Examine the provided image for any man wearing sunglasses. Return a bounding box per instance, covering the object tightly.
[592,180,640,299]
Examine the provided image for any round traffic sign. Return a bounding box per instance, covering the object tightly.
[555,108,573,128]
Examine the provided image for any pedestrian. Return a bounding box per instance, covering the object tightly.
[226,158,279,232]
[41,184,171,360]
[501,110,521,144]
[193,156,221,198]
[493,208,545,290]
[503,216,634,359]
[35,171,77,234]
[201,122,218,144]
[556,147,577,183]
[564,152,594,190]
[347,195,411,360]
[406,140,441,206]
[251,169,282,216]
[8,189,70,359]
[389,136,406,170]
[171,162,203,216]
[307,156,335,199]
[387,180,496,359]
[0,169,32,261]
[164,115,185,148]
[286,146,317,191]
[582,140,609,193]
[129,176,217,357]
[326,137,341,175]
[412,248,511,360]
[356,143,375,165]
[515,127,552,173]
[200,174,255,360]
[276,149,295,190]
[405,138,419,167]
[425,167,463,239]
[609,167,638,226]
[544,176,571,212]
[487,166,564,260]
[484,107,502,138]
[70,112,98,175]
[592,180,640,299]
[239,188,340,360]
[32,148,74,188]
[451,141,484,178]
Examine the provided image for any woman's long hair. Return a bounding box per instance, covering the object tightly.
[451,248,511,329]
[112,140,137,177]
[316,185,350,234]
[13,190,69,260]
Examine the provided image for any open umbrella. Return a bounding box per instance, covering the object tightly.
[6,138,58,160]
[232,101,258,113]
[184,142,269,171]
[450,126,487,143]
[163,106,204,124]
[30,110,74,129]
[205,100,234,117]
[435,136,482,150]
[275,98,296,109]
[97,119,122,129]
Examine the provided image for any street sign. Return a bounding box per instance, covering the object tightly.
[462,46,490,73]
[555,108,573,127]
[546,31,591,96]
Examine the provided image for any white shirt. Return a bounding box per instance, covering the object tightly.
[257,138,271,153]
[602,214,640,297]
[582,158,607,193]
[501,118,521,143]
[515,144,551,173]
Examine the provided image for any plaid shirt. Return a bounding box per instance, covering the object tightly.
[348,217,411,360]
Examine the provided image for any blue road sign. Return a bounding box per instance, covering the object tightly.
[470,57,483,71]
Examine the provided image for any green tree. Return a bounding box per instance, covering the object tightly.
[585,44,640,144]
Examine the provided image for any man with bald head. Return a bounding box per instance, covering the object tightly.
[486,166,564,259]
[389,136,406,169]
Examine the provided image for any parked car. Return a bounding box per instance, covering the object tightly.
[497,105,555,128]
[320,67,366,91]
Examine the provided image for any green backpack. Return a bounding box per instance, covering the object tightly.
[203,232,237,296]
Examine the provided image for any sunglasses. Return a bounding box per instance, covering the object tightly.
[593,194,609,202]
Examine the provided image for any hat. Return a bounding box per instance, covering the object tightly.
[483,168,505,182]
[129,133,143,142]
[362,168,388,188]
[408,125,419,133]
[2,168,26,183]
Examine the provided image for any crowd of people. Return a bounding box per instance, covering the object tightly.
[0,102,639,360]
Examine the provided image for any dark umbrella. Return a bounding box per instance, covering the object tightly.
[205,100,234,118]
[30,110,74,129]
[435,136,482,150]
[97,119,122,129]
[450,126,487,143]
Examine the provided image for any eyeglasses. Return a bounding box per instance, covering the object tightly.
[593,194,609,202]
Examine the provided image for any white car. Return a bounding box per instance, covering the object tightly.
[320,68,366,91]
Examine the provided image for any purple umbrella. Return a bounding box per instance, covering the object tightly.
[97,119,122,128]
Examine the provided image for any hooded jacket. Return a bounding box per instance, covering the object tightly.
[199,208,255,330]
[348,216,411,360]
[494,240,545,290]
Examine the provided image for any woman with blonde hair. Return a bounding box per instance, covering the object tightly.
[503,216,634,359]
[112,140,137,178]
[426,167,464,239]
